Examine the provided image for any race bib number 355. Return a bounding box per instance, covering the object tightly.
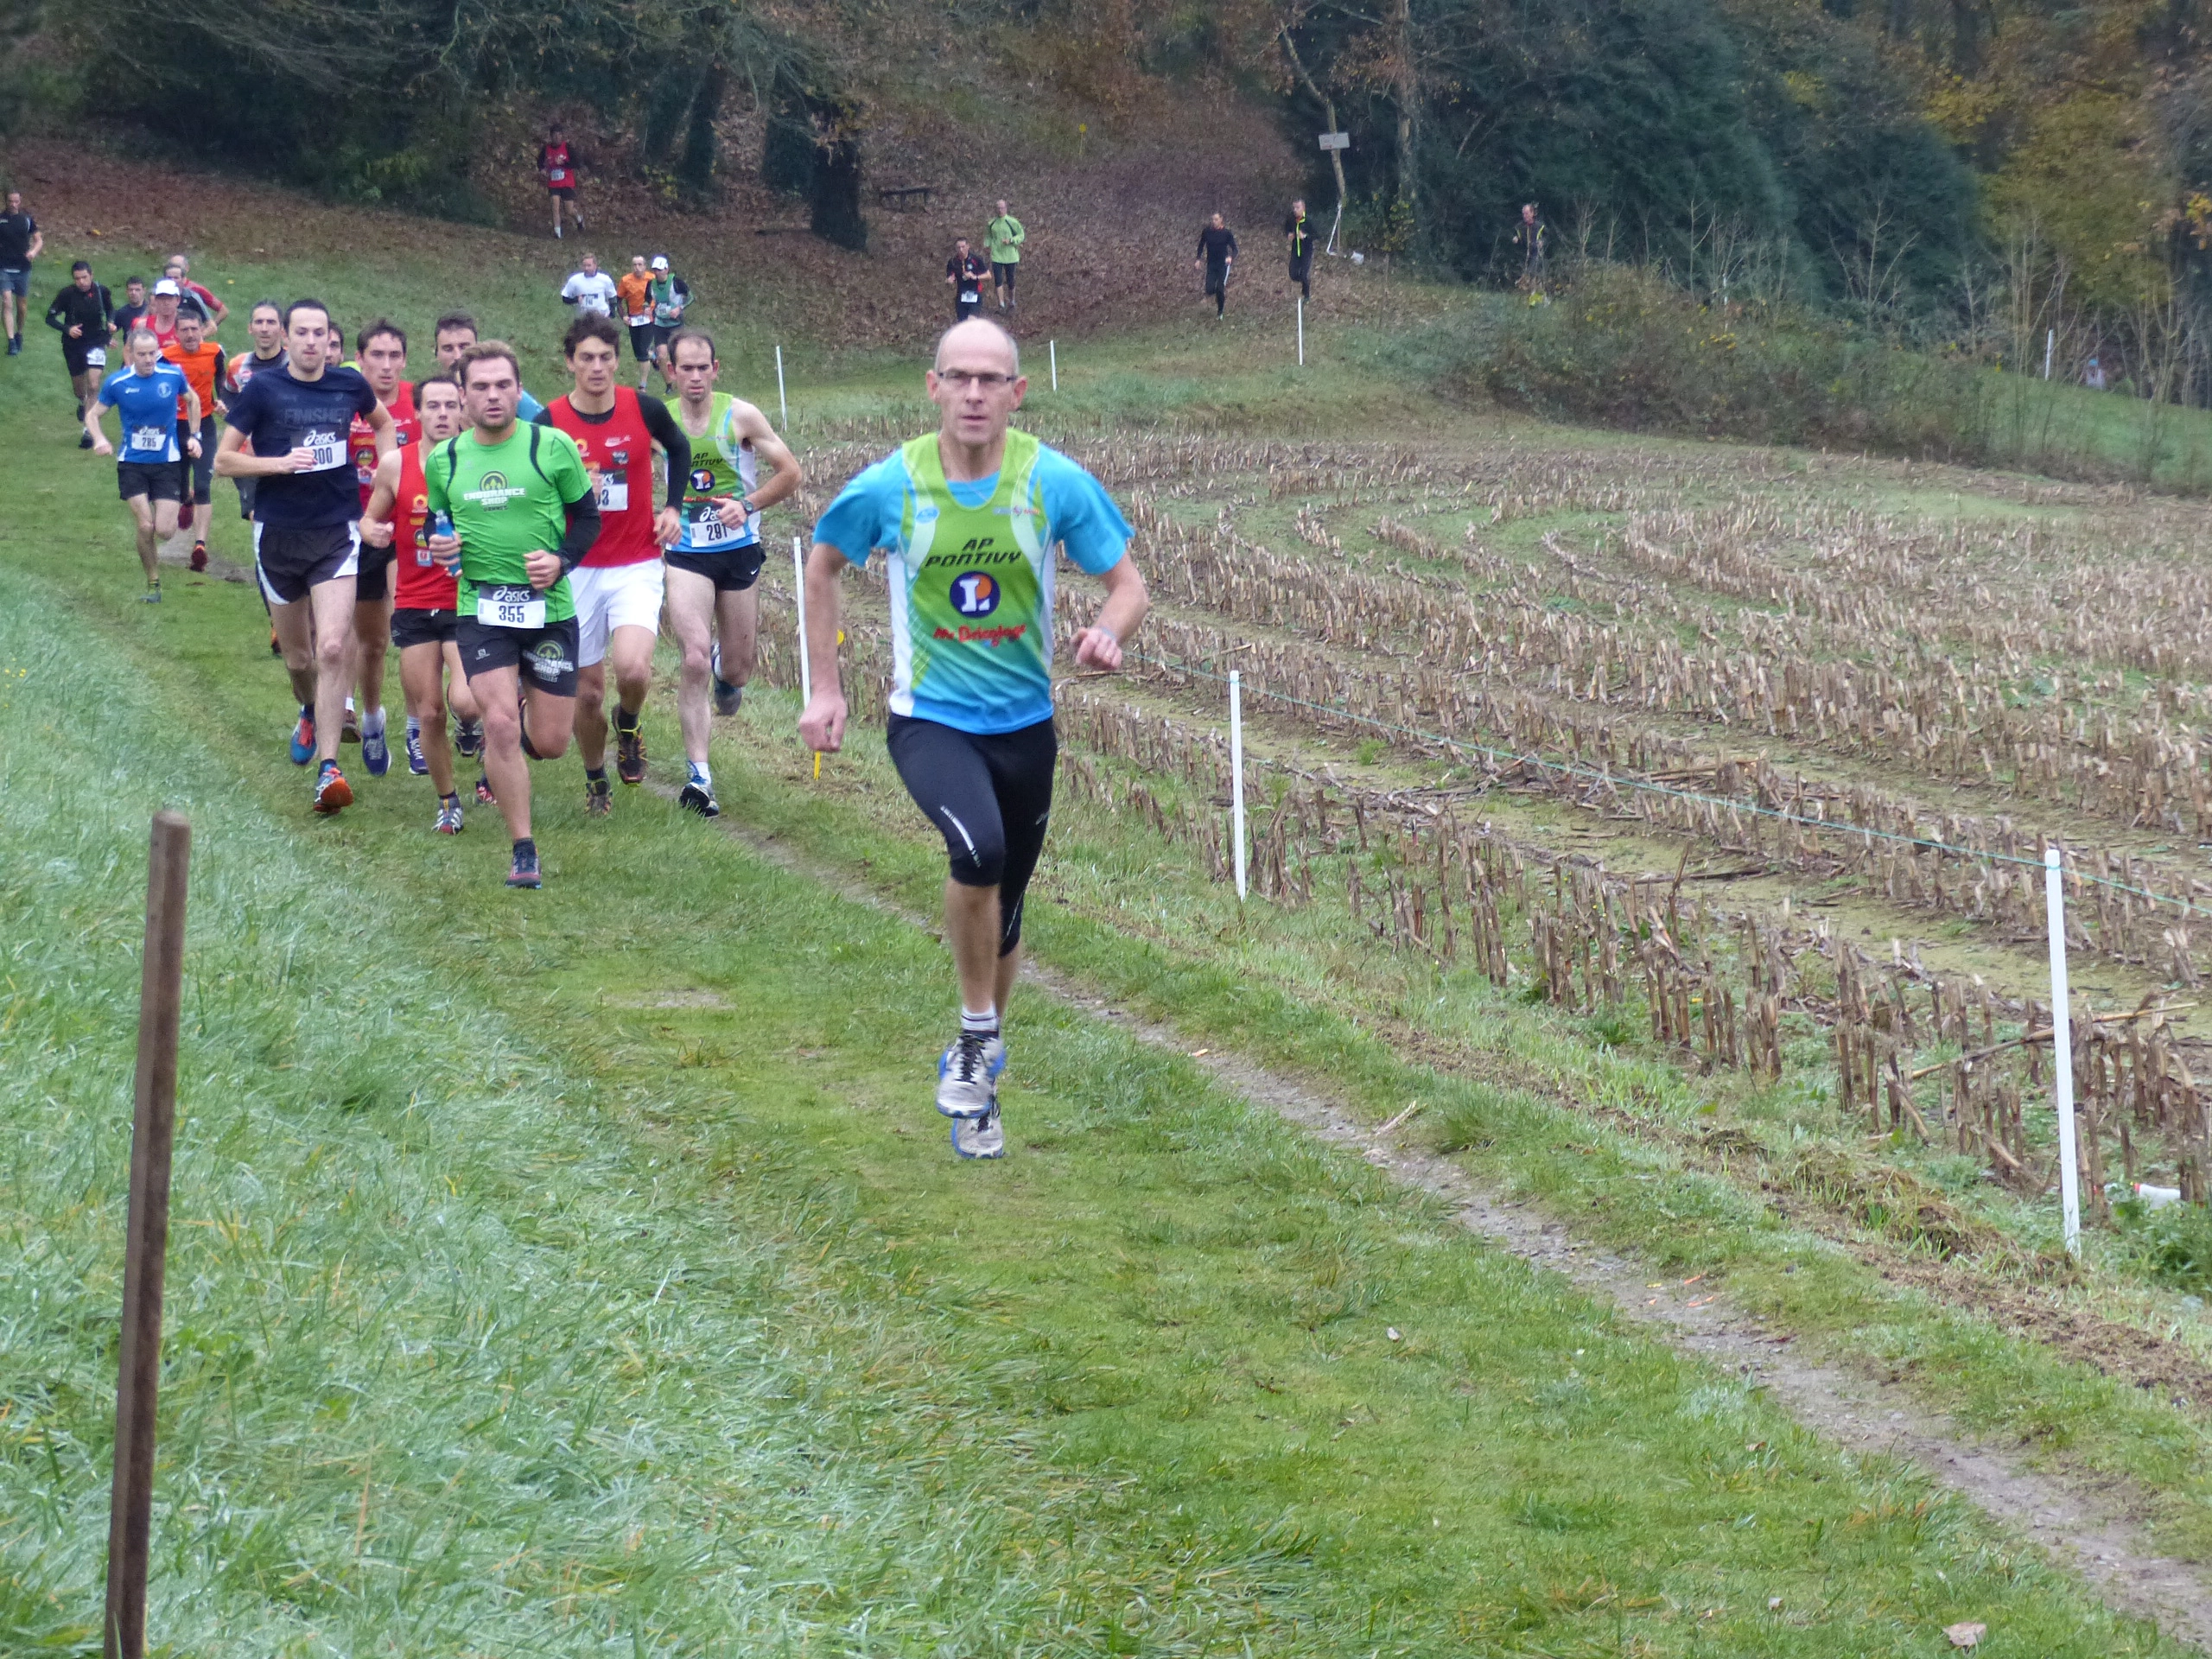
[476,584,546,630]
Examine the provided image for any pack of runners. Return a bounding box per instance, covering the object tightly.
[47,225,1145,1156]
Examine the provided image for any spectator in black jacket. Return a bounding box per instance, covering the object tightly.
[46,260,112,443]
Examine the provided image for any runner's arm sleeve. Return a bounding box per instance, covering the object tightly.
[811,456,905,568]
[1038,454,1135,575]
[637,394,690,509]
[556,491,601,575]
[43,291,67,331]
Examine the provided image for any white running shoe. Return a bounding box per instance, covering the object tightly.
[935,1029,1005,1119]
[950,1102,1005,1160]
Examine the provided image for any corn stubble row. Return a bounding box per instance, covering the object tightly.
[756,431,2212,1211]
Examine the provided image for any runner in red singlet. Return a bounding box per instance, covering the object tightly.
[345,318,416,774]
[359,373,482,831]
[536,312,688,815]
[537,124,586,240]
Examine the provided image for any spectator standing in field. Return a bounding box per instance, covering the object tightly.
[560,252,618,318]
[165,256,227,327]
[2085,356,2108,391]
[1513,203,1548,290]
[1195,213,1237,319]
[987,200,1025,314]
[46,260,112,444]
[616,256,655,390]
[648,256,690,391]
[946,238,989,321]
[539,124,586,239]
[1284,199,1313,301]
[0,188,43,355]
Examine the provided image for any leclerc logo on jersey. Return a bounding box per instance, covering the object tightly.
[950,571,1000,618]
[689,467,716,493]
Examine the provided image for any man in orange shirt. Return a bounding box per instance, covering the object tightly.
[162,309,226,570]
[614,255,655,390]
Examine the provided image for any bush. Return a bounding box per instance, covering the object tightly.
[1466,263,1992,461]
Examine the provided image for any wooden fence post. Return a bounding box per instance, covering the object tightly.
[105,810,190,1659]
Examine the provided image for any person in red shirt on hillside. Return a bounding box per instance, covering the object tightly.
[343,318,419,776]
[359,372,483,830]
[161,310,225,568]
[537,124,587,240]
[535,312,690,814]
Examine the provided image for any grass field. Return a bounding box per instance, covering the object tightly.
[4,208,2212,1652]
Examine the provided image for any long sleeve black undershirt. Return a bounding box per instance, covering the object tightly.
[556,492,602,575]
[534,391,691,511]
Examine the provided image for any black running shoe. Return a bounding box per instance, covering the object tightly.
[475,772,496,804]
[454,717,485,760]
[506,842,542,888]
[585,775,613,817]
[678,782,720,817]
[712,678,741,717]
[613,708,646,785]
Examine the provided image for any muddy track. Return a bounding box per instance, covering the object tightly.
[689,795,2212,1647]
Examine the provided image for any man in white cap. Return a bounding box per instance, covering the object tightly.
[139,278,185,353]
[648,256,690,394]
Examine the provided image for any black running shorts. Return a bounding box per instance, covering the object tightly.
[628,321,660,362]
[254,522,359,606]
[665,544,766,592]
[64,340,106,378]
[117,461,183,503]
[886,714,1057,956]
[991,261,1017,290]
[391,607,459,650]
[457,613,580,697]
[356,543,391,603]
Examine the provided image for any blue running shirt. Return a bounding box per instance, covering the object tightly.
[99,366,188,462]
[813,436,1132,734]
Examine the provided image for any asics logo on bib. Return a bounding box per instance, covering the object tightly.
[951,571,1001,616]
[464,470,527,511]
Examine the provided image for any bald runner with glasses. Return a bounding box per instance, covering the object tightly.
[799,317,1149,1161]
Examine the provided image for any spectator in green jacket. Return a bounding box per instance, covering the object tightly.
[987,200,1025,315]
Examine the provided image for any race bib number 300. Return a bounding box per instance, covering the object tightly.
[476,584,546,630]
[304,431,346,472]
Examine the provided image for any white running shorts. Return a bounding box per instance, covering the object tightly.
[569,558,667,669]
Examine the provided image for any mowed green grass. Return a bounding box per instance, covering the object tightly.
[0,290,2190,1655]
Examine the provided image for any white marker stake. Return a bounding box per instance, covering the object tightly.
[1230,671,1247,902]
[1050,340,1058,392]
[792,534,810,696]
[2046,844,2081,1255]
[776,345,788,429]
[1297,297,1305,365]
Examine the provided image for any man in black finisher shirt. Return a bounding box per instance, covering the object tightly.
[46,261,112,444]
[1284,199,1313,301]
[1194,213,1237,319]
[0,189,42,354]
[945,238,989,322]
[215,298,394,817]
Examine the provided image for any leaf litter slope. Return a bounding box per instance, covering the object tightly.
[0,555,2183,1652]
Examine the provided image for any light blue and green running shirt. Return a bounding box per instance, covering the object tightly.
[812,429,1132,734]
